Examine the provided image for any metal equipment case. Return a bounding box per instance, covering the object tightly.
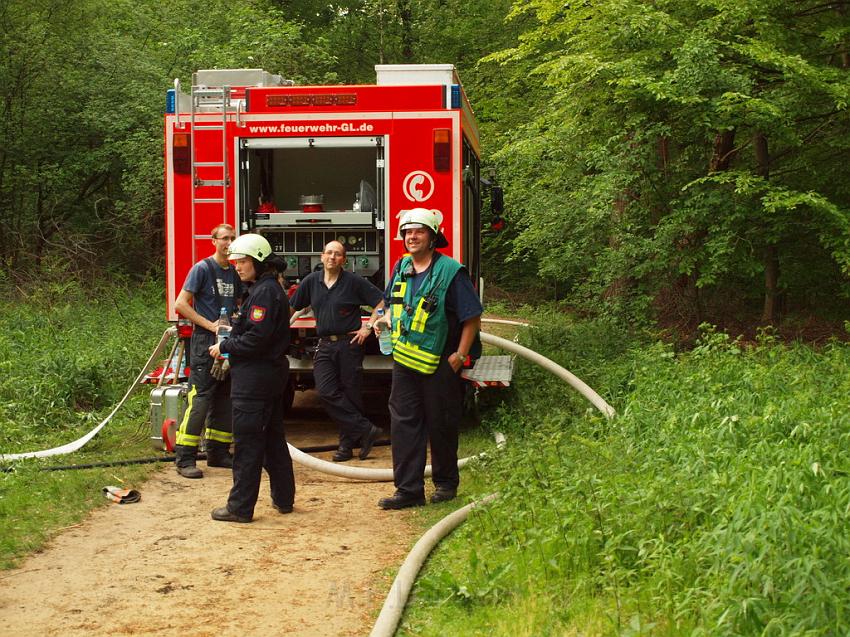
[149,383,188,450]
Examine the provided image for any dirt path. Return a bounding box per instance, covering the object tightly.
[0,393,417,637]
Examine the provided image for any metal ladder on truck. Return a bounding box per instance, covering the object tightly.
[189,82,232,263]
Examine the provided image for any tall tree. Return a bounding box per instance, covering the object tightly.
[487,0,850,323]
[0,0,333,281]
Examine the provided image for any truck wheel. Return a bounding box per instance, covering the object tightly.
[461,383,481,426]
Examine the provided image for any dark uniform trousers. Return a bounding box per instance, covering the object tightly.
[313,339,373,449]
[227,392,295,519]
[175,330,232,459]
[388,357,463,498]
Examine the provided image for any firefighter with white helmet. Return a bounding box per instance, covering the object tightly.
[208,233,295,523]
[173,223,242,479]
[396,207,450,247]
[375,208,483,510]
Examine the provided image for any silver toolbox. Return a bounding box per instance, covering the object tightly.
[149,383,188,451]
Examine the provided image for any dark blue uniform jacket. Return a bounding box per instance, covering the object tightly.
[220,272,290,398]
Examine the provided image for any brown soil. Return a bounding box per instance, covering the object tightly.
[0,392,418,637]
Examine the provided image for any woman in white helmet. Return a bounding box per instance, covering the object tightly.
[208,233,295,523]
[375,208,483,510]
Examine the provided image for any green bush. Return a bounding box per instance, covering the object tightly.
[0,279,167,568]
[0,279,165,452]
[403,318,850,636]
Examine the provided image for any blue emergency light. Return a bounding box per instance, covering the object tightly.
[451,85,461,109]
[166,89,176,114]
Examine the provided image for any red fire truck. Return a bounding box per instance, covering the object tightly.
[159,64,510,417]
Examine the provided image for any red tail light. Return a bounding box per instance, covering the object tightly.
[173,132,191,174]
[433,128,450,172]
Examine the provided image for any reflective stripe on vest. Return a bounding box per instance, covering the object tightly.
[390,279,407,345]
[388,254,462,375]
[410,296,429,333]
[393,340,441,374]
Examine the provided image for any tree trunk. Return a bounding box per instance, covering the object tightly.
[603,195,630,300]
[34,177,45,270]
[672,129,736,322]
[397,0,413,61]
[762,244,780,323]
[754,131,780,324]
[377,2,385,64]
[651,135,669,225]
[837,4,850,69]
[709,129,737,172]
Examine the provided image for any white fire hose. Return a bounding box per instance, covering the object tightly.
[287,437,498,481]
[286,332,613,482]
[367,330,615,637]
[480,332,616,418]
[369,493,500,637]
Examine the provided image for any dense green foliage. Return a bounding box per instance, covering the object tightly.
[3,0,846,325]
[400,316,850,635]
[0,0,335,281]
[0,278,165,451]
[0,281,166,567]
[485,0,850,324]
[2,1,849,631]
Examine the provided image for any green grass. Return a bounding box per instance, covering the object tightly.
[0,278,169,568]
[398,318,850,636]
[5,289,849,635]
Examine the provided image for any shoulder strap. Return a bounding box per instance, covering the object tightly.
[421,252,462,296]
[203,257,223,311]
[226,259,242,298]
[391,256,408,278]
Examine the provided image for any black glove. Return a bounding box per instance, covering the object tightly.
[210,358,230,381]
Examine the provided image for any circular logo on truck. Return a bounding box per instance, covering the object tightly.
[402,171,434,202]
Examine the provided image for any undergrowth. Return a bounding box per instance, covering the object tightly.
[0,278,167,568]
[400,316,850,636]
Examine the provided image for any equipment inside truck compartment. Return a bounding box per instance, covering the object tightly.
[242,143,379,214]
[240,137,385,286]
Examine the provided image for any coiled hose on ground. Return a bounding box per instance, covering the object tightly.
[289,331,614,482]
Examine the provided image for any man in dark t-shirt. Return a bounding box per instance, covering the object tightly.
[173,223,243,478]
[290,241,385,461]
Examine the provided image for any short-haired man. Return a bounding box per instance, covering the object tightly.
[376,208,482,509]
[290,241,385,461]
[173,223,243,478]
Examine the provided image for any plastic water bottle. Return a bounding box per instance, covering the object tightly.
[217,307,231,359]
[376,308,393,355]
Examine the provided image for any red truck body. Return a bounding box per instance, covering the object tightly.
[159,64,515,402]
[164,65,482,324]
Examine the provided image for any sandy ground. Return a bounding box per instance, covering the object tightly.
[0,391,418,637]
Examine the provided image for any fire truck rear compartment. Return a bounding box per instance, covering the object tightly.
[239,140,384,286]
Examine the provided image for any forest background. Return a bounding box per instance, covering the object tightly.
[2,2,850,635]
[2,0,848,331]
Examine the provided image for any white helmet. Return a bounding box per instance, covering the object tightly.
[228,233,272,261]
[398,208,448,248]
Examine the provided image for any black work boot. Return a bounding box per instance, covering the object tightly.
[174,444,203,479]
[211,506,251,523]
[378,491,426,510]
[358,426,382,460]
[332,446,353,462]
[206,443,233,468]
[430,488,457,504]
